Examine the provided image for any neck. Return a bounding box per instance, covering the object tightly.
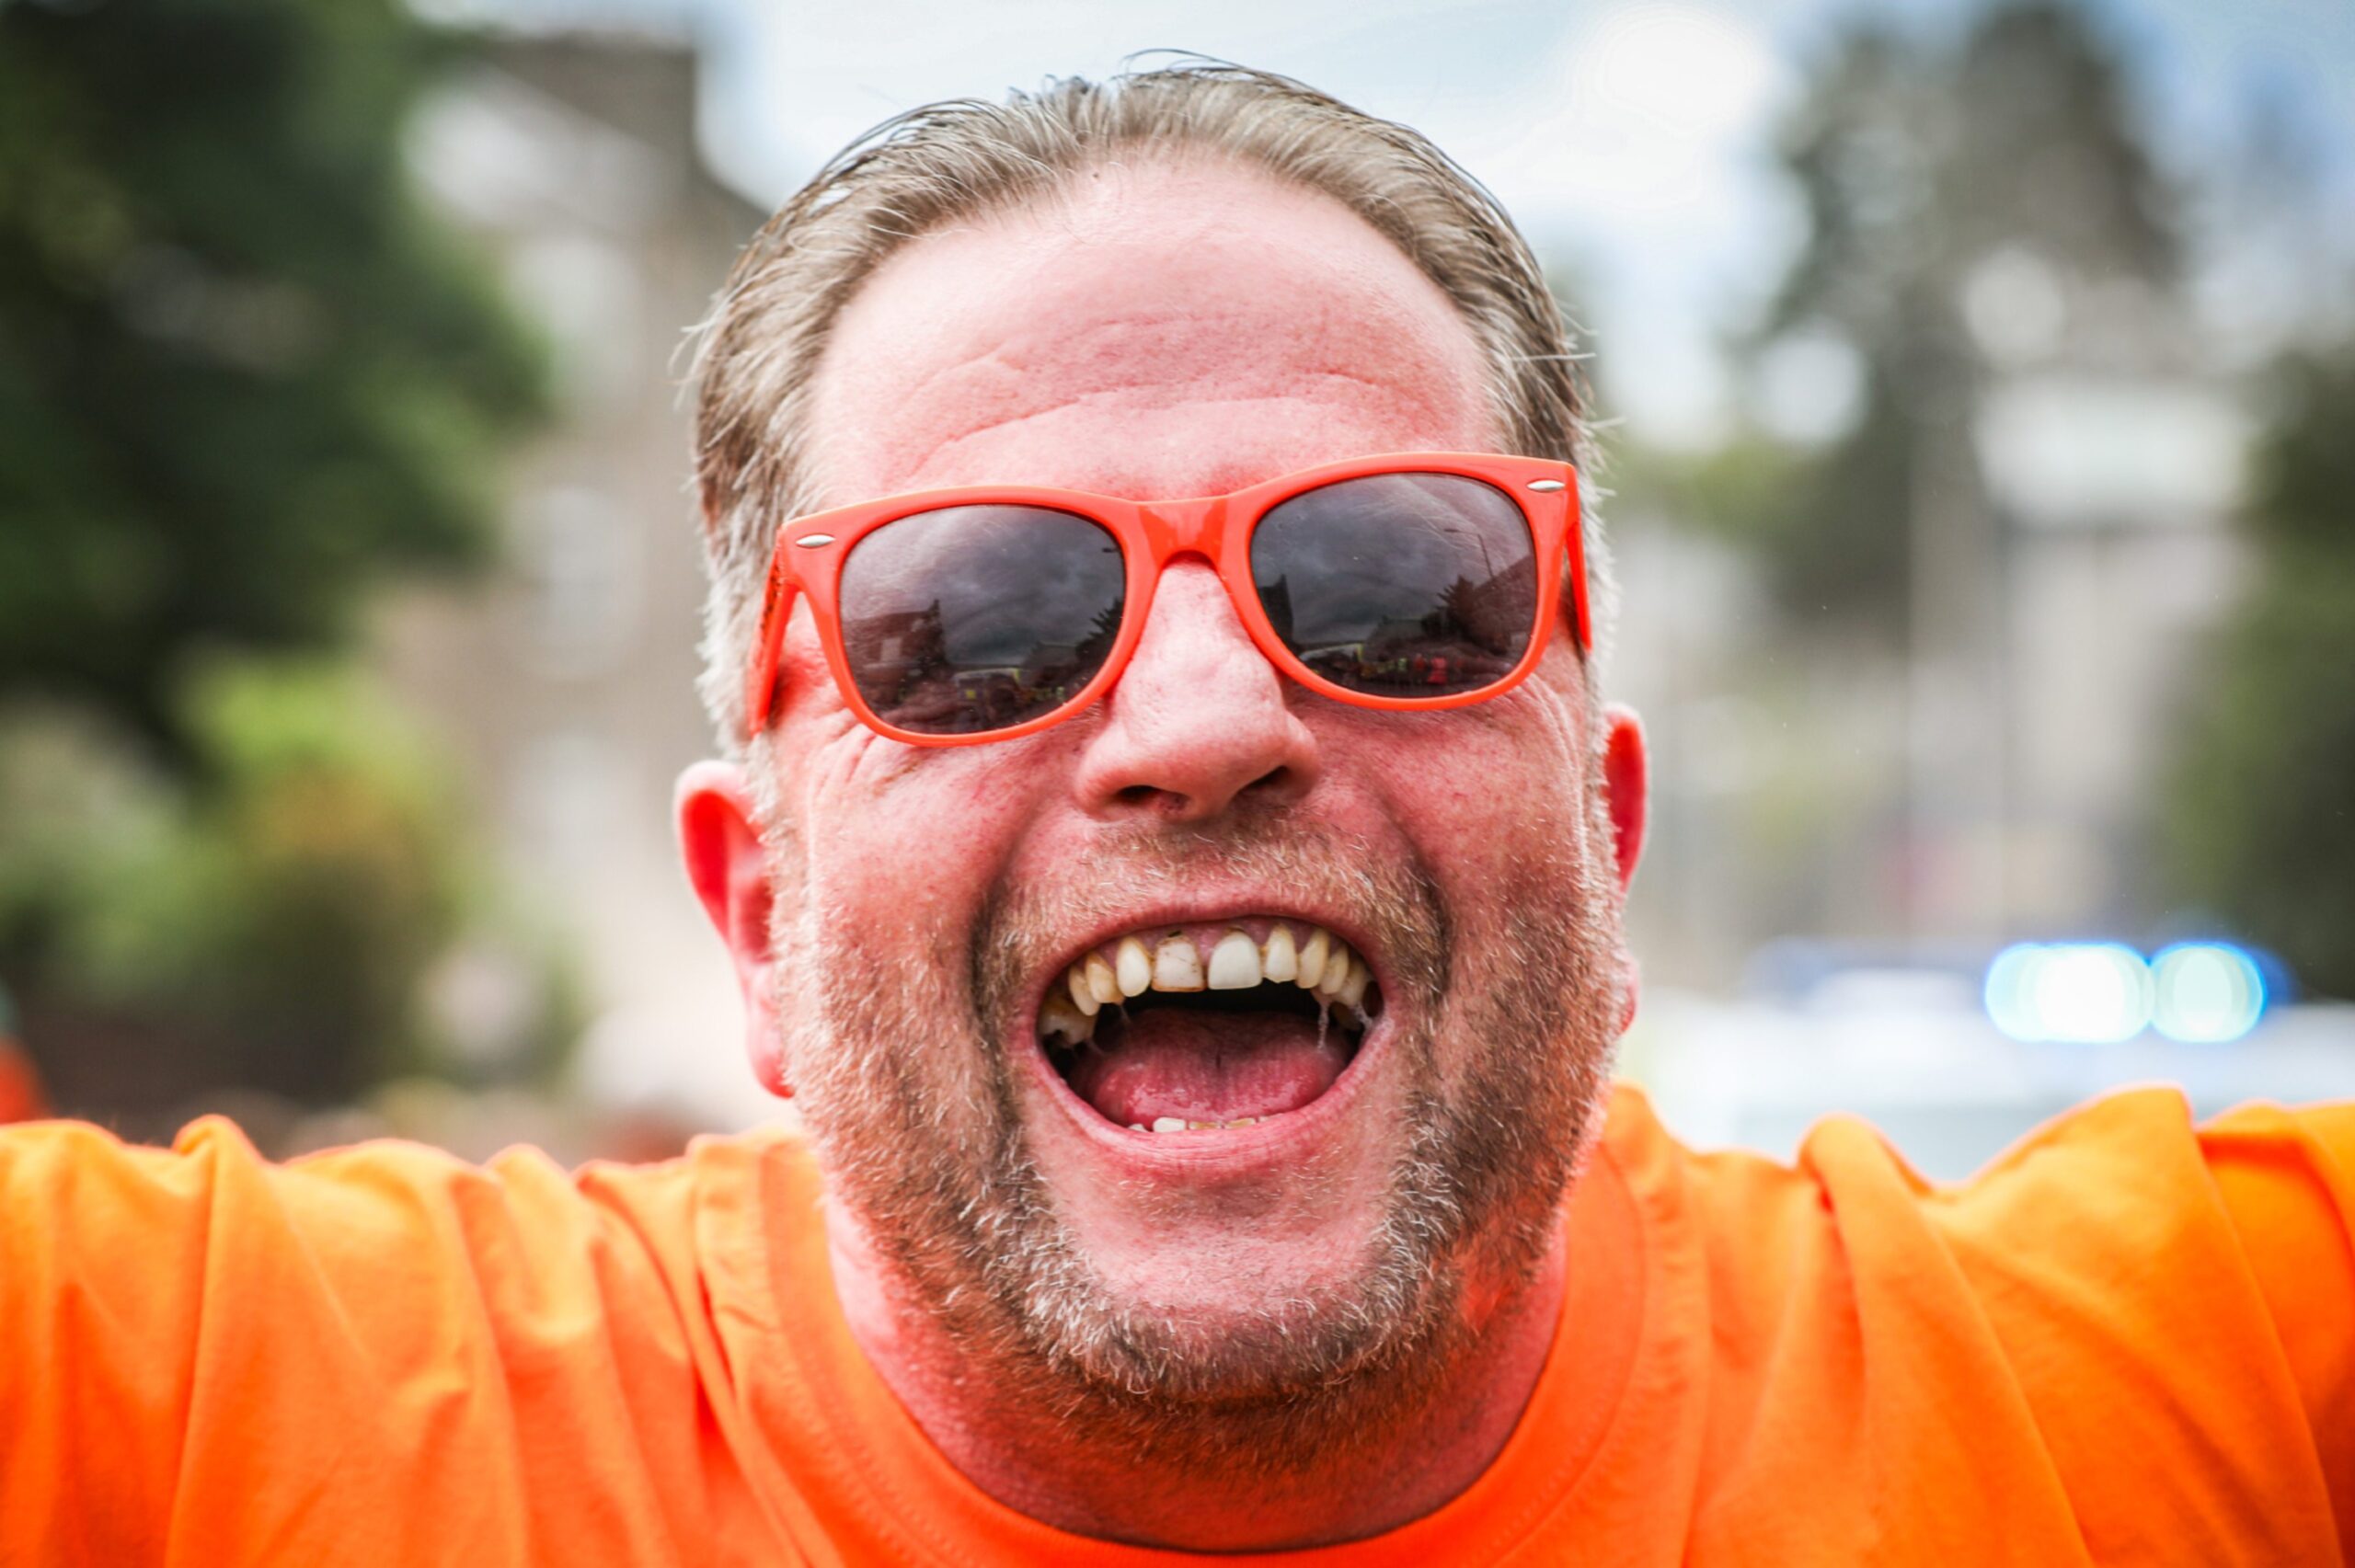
[825,1207,1568,1552]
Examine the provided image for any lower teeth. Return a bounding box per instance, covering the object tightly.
[1131,1116,1264,1133]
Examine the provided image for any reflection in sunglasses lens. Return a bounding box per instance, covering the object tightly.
[1251,474,1536,700]
[840,506,1126,736]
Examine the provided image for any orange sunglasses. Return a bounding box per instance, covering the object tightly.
[743,450,1587,745]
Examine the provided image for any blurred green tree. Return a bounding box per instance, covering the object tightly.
[0,0,562,1126]
[0,0,543,753]
[0,663,581,1127]
[1717,2,2181,632]
[2161,344,2355,1000]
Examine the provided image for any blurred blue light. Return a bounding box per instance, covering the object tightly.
[1984,942,2154,1043]
[1983,944,2045,1041]
[2149,943,2267,1042]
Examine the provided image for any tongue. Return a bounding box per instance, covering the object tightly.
[1065,1009,1351,1127]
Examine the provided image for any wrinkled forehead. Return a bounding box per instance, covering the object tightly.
[804,154,1497,506]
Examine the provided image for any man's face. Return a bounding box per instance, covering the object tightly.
[688,156,1644,1439]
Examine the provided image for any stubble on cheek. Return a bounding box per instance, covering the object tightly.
[771,859,1025,1284]
[762,755,1629,1465]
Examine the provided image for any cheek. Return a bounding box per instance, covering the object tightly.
[786,723,1065,980]
[1340,688,1591,898]
[770,600,1096,1032]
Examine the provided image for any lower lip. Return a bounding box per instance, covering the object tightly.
[1019,1003,1395,1169]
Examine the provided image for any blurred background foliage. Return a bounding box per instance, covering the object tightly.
[0,0,568,1136]
[0,0,544,749]
[2162,345,2355,1000]
[0,664,581,1116]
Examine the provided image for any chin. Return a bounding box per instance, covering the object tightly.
[1017,1218,1465,1408]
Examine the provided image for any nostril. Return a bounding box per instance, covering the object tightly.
[1110,764,1292,818]
[1243,764,1293,798]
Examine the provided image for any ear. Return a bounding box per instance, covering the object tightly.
[1598,704,1648,1034]
[676,760,790,1099]
[1599,704,1648,896]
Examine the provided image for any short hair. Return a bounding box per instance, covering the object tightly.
[689,60,1610,749]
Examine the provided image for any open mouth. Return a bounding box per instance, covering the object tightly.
[1036,919,1384,1133]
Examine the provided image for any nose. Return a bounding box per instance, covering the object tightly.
[1071,561,1321,821]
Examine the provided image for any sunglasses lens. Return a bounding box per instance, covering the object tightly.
[839,505,1126,736]
[1250,473,1538,700]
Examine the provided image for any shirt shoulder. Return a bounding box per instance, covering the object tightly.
[0,1115,800,1564]
[1598,1083,2354,1565]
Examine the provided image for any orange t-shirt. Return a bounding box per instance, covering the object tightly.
[2,1083,2349,1565]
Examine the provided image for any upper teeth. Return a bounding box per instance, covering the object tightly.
[1207,931,1259,990]
[1153,935,1203,991]
[1115,937,1152,997]
[1037,921,1374,1047]
[1085,953,1120,1005]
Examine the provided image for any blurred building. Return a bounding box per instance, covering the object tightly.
[1966,255,2251,937]
[1614,256,2251,986]
[384,29,778,1127]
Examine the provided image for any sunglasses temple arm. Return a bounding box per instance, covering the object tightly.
[1562,500,1591,653]
[743,556,799,742]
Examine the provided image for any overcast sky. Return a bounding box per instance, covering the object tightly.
[443,0,2355,446]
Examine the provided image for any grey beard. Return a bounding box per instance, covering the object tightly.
[771,778,1626,1477]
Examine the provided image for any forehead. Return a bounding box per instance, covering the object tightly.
[804,155,1495,504]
